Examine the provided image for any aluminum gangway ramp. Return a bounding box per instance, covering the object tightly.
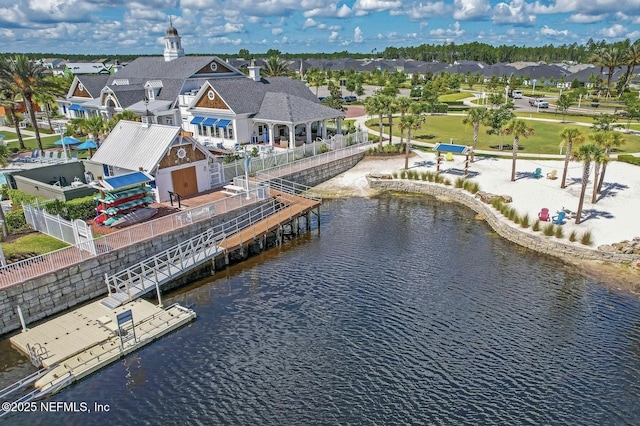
[101,199,284,309]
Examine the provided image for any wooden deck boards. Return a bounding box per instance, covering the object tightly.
[218,191,319,253]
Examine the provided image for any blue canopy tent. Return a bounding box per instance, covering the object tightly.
[54,136,82,146]
[433,143,473,176]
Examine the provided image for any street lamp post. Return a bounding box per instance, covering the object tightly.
[578,93,582,108]
[58,124,68,162]
[532,79,537,96]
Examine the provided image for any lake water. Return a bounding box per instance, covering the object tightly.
[2,194,640,425]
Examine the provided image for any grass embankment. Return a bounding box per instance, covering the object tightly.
[1,233,68,262]
[368,115,640,155]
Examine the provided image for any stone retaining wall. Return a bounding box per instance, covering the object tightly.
[368,177,640,265]
[0,154,363,336]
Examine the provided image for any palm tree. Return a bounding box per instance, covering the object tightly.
[380,95,395,145]
[559,127,585,189]
[0,80,26,150]
[0,55,57,153]
[602,47,623,97]
[399,111,425,170]
[588,132,609,204]
[595,130,624,194]
[462,107,488,162]
[395,97,412,145]
[364,95,385,149]
[504,119,534,181]
[262,56,289,77]
[619,41,640,94]
[574,142,605,224]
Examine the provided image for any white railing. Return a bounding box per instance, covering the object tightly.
[105,199,286,303]
[0,189,264,289]
[223,131,369,181]
[255,138,370,182]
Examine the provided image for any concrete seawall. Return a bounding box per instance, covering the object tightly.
[0,152,364,336]
[367,177,640,265]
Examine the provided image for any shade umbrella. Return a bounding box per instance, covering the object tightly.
[54,136,82,146]
[76,139,97,157]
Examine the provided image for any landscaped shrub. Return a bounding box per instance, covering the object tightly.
[427,172,435,182]
[65,196,98,220]
[490,198,504,210]
[543,223,555,236]
[392,171,398,179]
[580,230,593,245]
[7,189,40,206]
[532,219,541,232]
[569,230,577,242]
[443,178,451,185]
[554,226,564,238]
[520,214,530,228]
[464,181,480,194]
[455,177,465,188]
[420,172,427,181]
[618,155,640,166]
[400,170,407,179]
[4,209,27,232]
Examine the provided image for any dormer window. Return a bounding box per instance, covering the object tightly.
[147,88,155,101]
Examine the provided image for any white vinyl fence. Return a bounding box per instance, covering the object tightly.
[22,203,96,255]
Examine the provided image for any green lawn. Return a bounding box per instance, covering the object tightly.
[439,93,473,102]
[1,232,68,262]
[369,115,640,155]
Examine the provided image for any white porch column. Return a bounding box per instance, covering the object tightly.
[268,123,275,147]
[321,120,327,139]
[288,124,295,149]
[306,122,312,144]
[337,117,342,135]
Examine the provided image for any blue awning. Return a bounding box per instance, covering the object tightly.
[216,119,231,128]
[69,103,85,112]
[203,117,218,126]
[100,171,154,191]
[190,116,205,125]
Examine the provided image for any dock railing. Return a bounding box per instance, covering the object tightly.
[0,188,264,289]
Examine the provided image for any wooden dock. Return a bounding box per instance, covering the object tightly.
[218,189,320,253]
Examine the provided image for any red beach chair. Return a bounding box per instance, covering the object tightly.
[538,208,550,222]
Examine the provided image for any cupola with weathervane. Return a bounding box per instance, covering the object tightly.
[164,18,185,62]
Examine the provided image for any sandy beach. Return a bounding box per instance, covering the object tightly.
[315,153,640,249]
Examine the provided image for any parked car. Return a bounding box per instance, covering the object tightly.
[510,90,523,99]
[318,97,327,102]
[343,96,357,103]
[529,98,548,108]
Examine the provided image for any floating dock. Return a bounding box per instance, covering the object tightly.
[7,299,195,396]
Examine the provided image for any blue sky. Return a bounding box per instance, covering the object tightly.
[1,0,639,56]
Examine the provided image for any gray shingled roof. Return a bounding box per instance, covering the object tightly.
[253,92,343,123]
[205,76,327,117]
[110,56,217,80]
[107,85,147,109]
[75,75,110,98]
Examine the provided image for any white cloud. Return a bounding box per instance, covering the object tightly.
[224,23,244,33]
[208,36,242,45]
[599,23,628,37]
[492,0,536,25]
[454,0,491,20]
[429,21,465,38]
[304,3,352,18]
[398,1,448,20]
[328,31,339,42]
[303,18,317,28]
[353,0,402,16]
[539,25,569,37]
[272,27,284,35]
[566,13,606,24]
[354,26,363,43]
